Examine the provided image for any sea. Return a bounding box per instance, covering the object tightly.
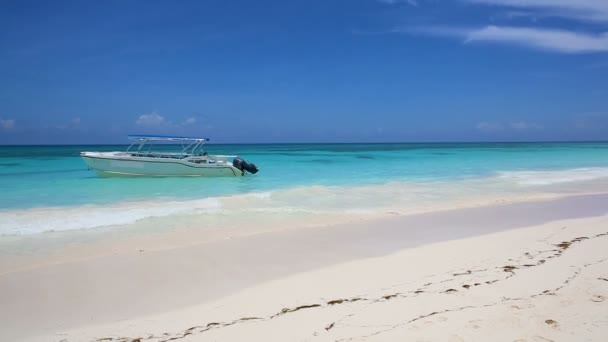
[1,142,608,236]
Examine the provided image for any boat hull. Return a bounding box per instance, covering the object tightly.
[81,153,243,177]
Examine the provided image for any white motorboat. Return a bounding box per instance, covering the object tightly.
[81,135,259,177]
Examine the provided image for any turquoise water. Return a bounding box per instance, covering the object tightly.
[1,142,608,210]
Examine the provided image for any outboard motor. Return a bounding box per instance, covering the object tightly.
[233,157,259,174]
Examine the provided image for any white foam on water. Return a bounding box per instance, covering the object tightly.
[0,182,427,235]
[4,168,606,236]
[496,167,608,185]
[0,198,222,236]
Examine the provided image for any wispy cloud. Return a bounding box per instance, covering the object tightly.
[136,112,165,126]
[465,0,608,22]
[409,25,608,53]
[0,118,16,130]
[390,1,608,54]
[466,26,608,53]
[182,117,196,125]
[135,112,198,130]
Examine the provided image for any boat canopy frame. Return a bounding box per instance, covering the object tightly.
[126,135,211,158]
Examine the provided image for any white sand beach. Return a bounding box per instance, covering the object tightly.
[3,0,608,340]
[1,193,607,341]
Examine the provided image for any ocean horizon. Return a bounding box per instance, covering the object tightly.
[2,140,608,147]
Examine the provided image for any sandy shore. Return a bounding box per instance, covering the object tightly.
[1,194,607,341]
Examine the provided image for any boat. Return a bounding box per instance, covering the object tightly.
[80,135,259,177]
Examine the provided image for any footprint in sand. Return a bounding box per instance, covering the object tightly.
[591,294,605,302]
[467,319,482,329]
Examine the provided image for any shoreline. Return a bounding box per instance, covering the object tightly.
[3,175,608,273]
[3,169,608,237]
[1,193,607,340]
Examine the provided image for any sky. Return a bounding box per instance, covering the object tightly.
[1,0,607,144]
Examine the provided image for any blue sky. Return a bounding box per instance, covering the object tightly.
[1,0,607,144]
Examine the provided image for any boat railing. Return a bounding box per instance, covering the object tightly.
[126,135,211,158]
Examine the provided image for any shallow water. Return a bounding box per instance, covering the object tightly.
[1,142,608,235]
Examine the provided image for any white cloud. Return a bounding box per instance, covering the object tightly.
[136,112,165,126]
[135,112,199,131]
[0,118,16,130]
[465,0,608,22]
[382,0,608,55]
[182,117,196,125]
[412,25,608,53]
[410,1,608,54]
[465,26,608,53]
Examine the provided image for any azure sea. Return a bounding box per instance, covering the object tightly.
[1,142,608,210]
